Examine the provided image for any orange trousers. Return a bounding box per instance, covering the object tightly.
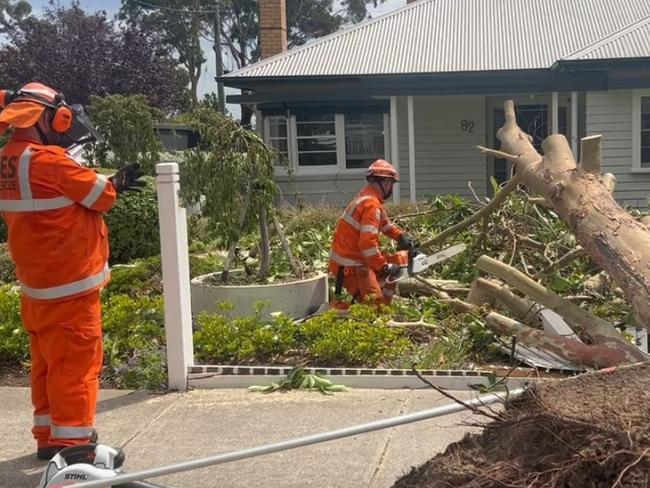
[329,263,396,307]
[21,290,103,449]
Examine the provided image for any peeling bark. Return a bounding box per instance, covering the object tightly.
[477,255,648,363]
[496,100,650,331]
[486,312,635,368]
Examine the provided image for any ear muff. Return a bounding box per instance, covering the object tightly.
[51,105,73,133]
[0,90,18,109]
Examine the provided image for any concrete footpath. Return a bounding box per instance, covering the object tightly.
[0,387,485,488]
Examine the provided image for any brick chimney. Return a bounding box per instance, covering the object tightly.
[259,0,287,59]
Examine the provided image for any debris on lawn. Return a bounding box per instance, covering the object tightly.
[392,363,650,488]
[248,365,349,395]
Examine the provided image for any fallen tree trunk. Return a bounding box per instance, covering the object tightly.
[477,255,648,363]
[486,312,638,368]
[496,100,650,331]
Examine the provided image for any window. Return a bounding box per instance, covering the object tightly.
[633,91,650,171]
[264,116,289,167]
[641,97,650,168]
[263,110,389,173]
[344,113,385,169]
[295,113,337,167]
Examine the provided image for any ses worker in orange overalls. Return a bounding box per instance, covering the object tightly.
[329,159,417,308]
[0,82,144,460]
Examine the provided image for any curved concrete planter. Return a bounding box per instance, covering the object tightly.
[190,271,329,320]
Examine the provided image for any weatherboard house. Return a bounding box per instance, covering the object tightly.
[222,0,650,207]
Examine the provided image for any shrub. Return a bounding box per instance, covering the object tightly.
[0,244,16,284]
[301,305,412,367]
[0,285,28,361]
[107,256,162,297]
[194,302,298,363]
[88,94,163,173]
[194,302,412,368]
[101,293,167,390]
[105,178,160,264]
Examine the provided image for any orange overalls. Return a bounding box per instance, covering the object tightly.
[329,185,404,307]
[0,138,116,450]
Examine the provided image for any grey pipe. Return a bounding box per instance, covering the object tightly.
[73,388,524,488]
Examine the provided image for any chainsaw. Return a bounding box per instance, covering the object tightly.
[384,242,467,284]
[39,443,162,488]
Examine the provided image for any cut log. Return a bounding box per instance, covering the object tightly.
[486,312,637,368]
[496,100,650,331]
[477,255,648,363]
[469,278,542,326]
[580,135,602,173]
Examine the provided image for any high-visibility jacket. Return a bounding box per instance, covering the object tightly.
[329,185,404,273]
[0,138,117,301]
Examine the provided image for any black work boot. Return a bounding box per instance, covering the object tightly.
[36,429,99,461]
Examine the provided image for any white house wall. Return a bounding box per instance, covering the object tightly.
[276,95,487,206]
[400,95,487,201]
[586,90,650,208]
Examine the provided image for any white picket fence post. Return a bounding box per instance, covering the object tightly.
[156,162,194,391]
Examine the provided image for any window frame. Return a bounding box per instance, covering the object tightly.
[632,89,650,173]
[263,111,390,176]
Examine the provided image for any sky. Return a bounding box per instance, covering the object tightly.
[26,0,404,117]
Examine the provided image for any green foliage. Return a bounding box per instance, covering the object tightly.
[179,107,278,250]
[101,293,166,390]
[248,365,349,395]
[0,285,28,361]
[88,94,163,173]
[0,243,15,284]
[194,302,299,363]
[301,305,411,366]
[104,178,160,264]
[194,303,411,368]
[107,256,162,297]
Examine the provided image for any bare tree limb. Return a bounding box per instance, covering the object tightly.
[534,247,587,279]
[421,175,520,250]
[477,255,648,363]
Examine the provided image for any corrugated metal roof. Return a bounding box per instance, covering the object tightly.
[226,0,650,78]
[564,16,650,60]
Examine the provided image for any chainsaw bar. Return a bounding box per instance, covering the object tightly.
[420,243,467,270]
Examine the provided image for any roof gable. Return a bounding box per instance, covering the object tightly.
[227,0,650,79]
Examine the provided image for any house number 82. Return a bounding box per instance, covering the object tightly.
[460,120,474,133]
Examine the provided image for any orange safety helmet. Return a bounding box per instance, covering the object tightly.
[0,82,73,135]
[366,159,400,182]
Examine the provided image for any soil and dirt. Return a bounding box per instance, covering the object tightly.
[393,362,650,488]
[0,359,29,387]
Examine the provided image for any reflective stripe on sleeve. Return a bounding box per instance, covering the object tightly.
[330,250,362,267]
[360,224,379,233]
[33,414,51,427]
[20,263,110,300]
[361,247,380,257]
[0,196,74,212]
[81,174,108,209]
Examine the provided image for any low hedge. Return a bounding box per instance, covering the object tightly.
[105,178,160,264]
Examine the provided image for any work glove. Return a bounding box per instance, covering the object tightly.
[381,263,401,278]
[397,234,419,252]
[109,163,146,193]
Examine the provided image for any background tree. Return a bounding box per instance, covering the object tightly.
[0,1,189,112]
[119,0,214,109]
[88,94,163,173]
[0,0,31,34]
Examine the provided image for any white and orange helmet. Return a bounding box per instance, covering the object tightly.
[366,159,400,181]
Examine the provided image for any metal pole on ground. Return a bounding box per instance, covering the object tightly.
[156,163,194,391]
[72,389,525,488]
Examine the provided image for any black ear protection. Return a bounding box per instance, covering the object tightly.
[0,88,73,133]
